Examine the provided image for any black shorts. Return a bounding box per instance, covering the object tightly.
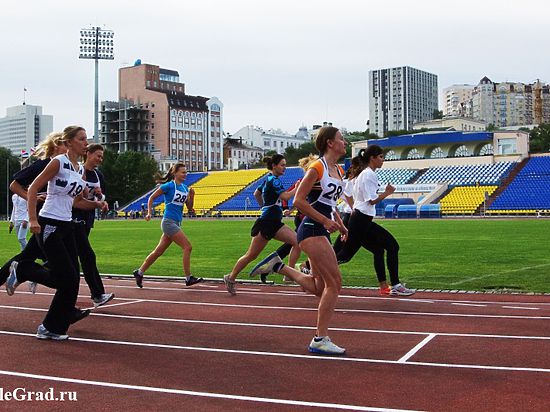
[296,217,330,243]
[251,218,284,240]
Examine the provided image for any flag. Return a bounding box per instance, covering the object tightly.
[30,147,36,155]
[20,149,29,158]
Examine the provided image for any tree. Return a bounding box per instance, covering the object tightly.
[486,124,497,132]
[432,109,444,120]
[99,150,159,208]
[529,123,550,153]
[0,147,22,217]
[283,141,317,165]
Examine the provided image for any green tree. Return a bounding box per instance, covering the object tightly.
[283,141,317,165]
[432,109,444,120]
[529,123,550,153]
[100,150,159,208]
[0,147,22,217]
[486,124,497,131]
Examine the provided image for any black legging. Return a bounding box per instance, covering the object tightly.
[0,235,47,286]
[15,217,80,334]
[73,221,105,299]
[336,209,401,285]
[332,212,351,255]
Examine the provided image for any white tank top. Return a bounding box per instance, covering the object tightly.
[313,157,344,208]
[40,154,86,221]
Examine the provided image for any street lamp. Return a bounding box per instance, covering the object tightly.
[79,26,114,143]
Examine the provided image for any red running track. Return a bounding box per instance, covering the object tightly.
[1,279,550,411]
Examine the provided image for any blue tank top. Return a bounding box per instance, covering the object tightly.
[160,181,189,224]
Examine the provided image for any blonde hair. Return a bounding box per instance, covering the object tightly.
[33,132,64,159]
[298,154,319,171]
[62,125,85,143]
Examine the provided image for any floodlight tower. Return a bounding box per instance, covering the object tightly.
[79,27,114,143]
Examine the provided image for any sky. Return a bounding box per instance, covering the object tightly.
[1,0,549,137]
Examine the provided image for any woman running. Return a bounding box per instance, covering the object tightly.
[223,154,299,295]
[9,193,29,251]
[5,125,104,340]
[0,132,66,288]
[133,163,202,288]
[336,145,414,296]
[252,154,319,282]
[250,126,348,355]
[73,143,114,307]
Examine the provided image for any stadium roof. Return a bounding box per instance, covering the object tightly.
[367,131,492,148]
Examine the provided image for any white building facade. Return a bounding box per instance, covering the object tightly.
[369,66,438,137]
[442,84,475,117]
[231,125,310,153]
[0,104,53,155]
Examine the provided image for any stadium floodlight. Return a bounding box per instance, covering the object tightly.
[79,27,115,143]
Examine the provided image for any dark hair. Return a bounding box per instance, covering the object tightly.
[158,162,186,183]
[346,155,367,179]
[359,144,384,164]
[262,154,285,170]
[87,143,104,154]
[315,126,339,155]
[83,143,104,161]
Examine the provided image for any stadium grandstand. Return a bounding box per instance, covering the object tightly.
[120,129,549,218]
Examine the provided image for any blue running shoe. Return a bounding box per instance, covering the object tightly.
[249,252,281,278]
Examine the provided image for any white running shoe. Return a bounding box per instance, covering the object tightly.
[5,262,20,296]
[92,293,115,308]
[36,324,69,341]
[223,274,236,295]
[249,253,282,278]
[308,336,346,355]
[390,283,415,296]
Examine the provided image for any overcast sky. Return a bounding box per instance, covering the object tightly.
[1,0,548,137]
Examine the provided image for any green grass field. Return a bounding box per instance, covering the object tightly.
[1,218,549,293]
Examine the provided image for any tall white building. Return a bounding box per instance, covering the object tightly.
[0,104,53,155]
[442,84,475,117]
[369,66,438,137]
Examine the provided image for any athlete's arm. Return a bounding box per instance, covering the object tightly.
[27,159,60,234]
[293,168,340,233]
[146,186,164,221]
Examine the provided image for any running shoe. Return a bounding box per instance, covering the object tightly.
[133,269,143,288]
[223,274,236,295]
[308,336,346,355]
[69,308,91,324]
[185,275,204,287]
[28,282,38,294]
[36,324,69,341]
[249,251,279,277]
[5,261,20,296]
[390,283,415,296]
[300,266,311,275]
[92,293,115,308]
[380,286,391,296]
[249,253,282,278]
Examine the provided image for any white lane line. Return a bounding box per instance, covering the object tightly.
[398,334,437,363]
[84,300,145,310]
[95,280,550,307]
[2,295,550,320]
[451,303,487,307]
[2,306,550,340]
[502,306,539,311]
[0,369,416,412]
[1,330,550,374]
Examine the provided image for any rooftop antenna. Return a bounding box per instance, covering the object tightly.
[23,87,27,105]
